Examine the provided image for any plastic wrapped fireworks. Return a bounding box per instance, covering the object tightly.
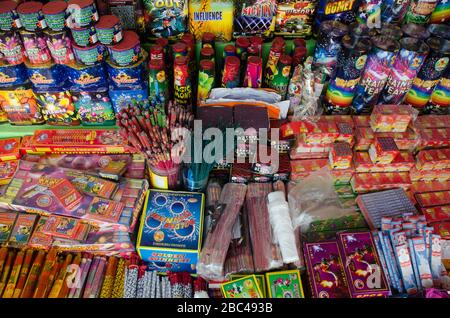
[233,0,277,37]
[143,0,188,39]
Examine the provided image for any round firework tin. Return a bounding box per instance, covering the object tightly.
[0,1,22,31]
[0,30,25,65]
[73,42,106,66]
[313,20,349,77]
[244,56,262,88]
[222,56,240,88]
[173,56,191,108]
[107,31,141,67]
[324,36,371,114]
[352,36,400,114]
[71,25,98,47]
[197,59,215,105]
[402,23,430,39]
[149,59,169,108]
[42,1,68,31]
[95,15,122,45]
[106,51,146,90]
[430,0,450,24]
[35,88,80,126]
[404,37,450,111]
[66,0,99,29]
[0,61,28,87]
[404,0,439,24]
[381,0,411,24]
[428,24,450,40]
[44,30,75,65]
[17,1,47,31]
[20,30,52,65]
[25,61,66,88]
[427,67,450,113]
[379,37,429,104]
[72,89,115,126]
[65,61,107,91]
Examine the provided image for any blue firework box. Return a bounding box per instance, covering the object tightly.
[106,54,146,90]
[65,62,108,91]
[0,63,28,88]
[137,190,204,273]
[109,85,149,112]
[26,62,67,89]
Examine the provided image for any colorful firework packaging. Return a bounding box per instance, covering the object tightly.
[95,15,123,45]
[73,42,106,66]
[149,59,169,108]
[378,23,403,40]
[200,47,215,62]
[274,0,317,37]
[427,67,450,113]
[244,56,263,88]
[109,87,149,112]
[401,23,430,40]
[379,37,430,105]
[42,1,68,32]
[324,35,371,114]
[404,37,450,111]
[20,31,52,65]
[0,84,45,125]
[143,0,188,39]
[0,62,28,88]
[0,30,25,65]
[197,59,215,105]
[36,89,80,126]
[313,20,348,77]
[73,90,115,126]
[430,0,450,23]
[66,62,108,91]
[44,30,75,65]
[356,0,382,28]
[71,25,98,47]
[380,0,411,24]
[222,56,240,89]
[25,62,66,89]
[404,0,439,24]
[107,55,146,90]
[66,0,99,29]
[269,54,292,99]
[107,31,141,67]
[173,55,192,108]
[352,36,400,114]
[315,0,357,28]
[233,0,277,37]
[137,190,204,273]
[17,1,47,32]
[0,0,22,31]
[264,41,283,87]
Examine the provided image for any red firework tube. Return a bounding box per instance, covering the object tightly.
[249,36,263,55]
[293,38,306,49]
[223,44,236,57]
[181,33,195,61]
[273,36,286,50]
[244,56,263,88]
[172,42,188,60]
[200,47,215,61]
[247,45,260,57]
[292,46,307,67]
[222,56,240,88]
[173,56,192,109]
[156,37,168,48]
[150,44,164,62]
[236,37,250,59]
[202,32,215,48]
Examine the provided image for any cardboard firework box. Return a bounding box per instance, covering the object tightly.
[351,172,411,193]
[0,138,21,162]
[137,190,204,273]
[368,137,400,165]
[410,167,450,182]
[377,129,419,152]
[418,128,450,149]
[329,142,352,170]
[370,105,414,133]
[336,231,390,298]
[415,115,450,129]
[354,152,415,173]
[416,148,450,171]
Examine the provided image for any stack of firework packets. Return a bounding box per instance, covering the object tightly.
[372,214,450,296]
[0,138,21,186]
[411,148,450,182]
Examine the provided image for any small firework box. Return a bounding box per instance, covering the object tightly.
[252,152,291,180]
[377,129,419,152]
[289,151,330,160]
[292,134,333,153]
[281,118,341,140]
[47,178,83,211]
[418,128,450,149]
[336,231,390,298]
[336,122,354,145]
[353,116,371,128]
[329,142,352,170]
[421,205,450,223]
[137,190,204,273]
[0,160,18,185]
[354,152,415,173]
[351,172,411,193]
[356,188,418,230]
[432,222,450,239]
[0,211,17,242]
[25,129,134,154]
[411,181,450,194]
[290,159,329,181]
[415,191,450,208]
[410,167,450,182]
[306,212,366,234]
[303,241,350,298]
[331,167,355,185]
[8,213,38,245]
[416,148,450,171]
[302,121,340,145]
[368,137,400,165]
[265,270,305,298]
[0,138,20,162]
[270,119,294,153]
[321,115,354,128]
[415,115,450,129]
[355,127,374,151]
[370,105,415,133]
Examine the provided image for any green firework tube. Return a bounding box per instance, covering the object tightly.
[149,59,169,108]
[197,59,215,106]
[269,54,292,99]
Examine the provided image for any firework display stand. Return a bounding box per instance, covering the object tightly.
[0,0,449,302]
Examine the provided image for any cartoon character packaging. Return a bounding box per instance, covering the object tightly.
[275,0,317,37]
[137,190,204,273]
[144,0,188,39]
[0,85,45,125]
[266,270,305,298]
[221,275,263,298]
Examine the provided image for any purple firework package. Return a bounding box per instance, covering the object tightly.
[337,231,390,298]
[304,241,350,298]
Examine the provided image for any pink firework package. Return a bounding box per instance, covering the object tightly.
[303,241,350,298]
[337,231,390,298]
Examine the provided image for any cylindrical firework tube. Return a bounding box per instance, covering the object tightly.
[352,36,400,114]
[269,54,292,99]
[404,0,439,24]
[430,0,450,24]
[200,47,215,62]
[244,56,262,88]
[264,42,283,87]
[149,59,169,108]
[324,36,371,114]
[379,37,429,104]
[221,56,240,88]
[249,36,263,57]
[172,42,188,61]
[404,37,450,111]
[197,59,215,105]
[427,67,450,113]
[292,46,307,68]
[174,56,192,109]
[402,23,430,40]
[313,20,349,77]
[381,0,411,24]
[202,32,215,49]
[0,1,22,31]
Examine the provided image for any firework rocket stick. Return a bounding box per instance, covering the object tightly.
[2,250,24,298]
[44,257,63,298]
[0,251,16,297]
[72,254,92,298]
[0,247,8,278]
[82,256,100,298]
[89,257,106,298]
[20,250,45,298]
[48,253,73,298]
[33,248,58,298]
[12,249,34,298]
[58,253,81,298]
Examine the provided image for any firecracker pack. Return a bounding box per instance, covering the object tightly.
[416,148,450,171]
[353,115,371,128]
[415,115,450,129]
[0,160,19,185]
[354,152,415,173]
[0,138,21,162]
[421,205,450,224]
[370,105,415,133]
[410,167,450,182]
[290,159,329,181]
[355,127,375,151]
[351,172,411,193]
[329,142,352,170]
[411,181,450,194]
[368,137,400,165]
[415,191,450,209]
[418,128,450,149]
[292,134,332,154]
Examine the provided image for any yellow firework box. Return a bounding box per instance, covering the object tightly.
[188,0,234,41]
